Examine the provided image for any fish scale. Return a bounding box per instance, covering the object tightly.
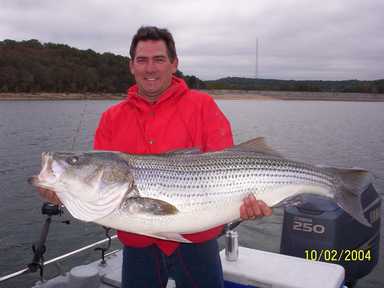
[129,152,337,210]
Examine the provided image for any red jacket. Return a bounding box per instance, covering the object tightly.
[94,76,233,255]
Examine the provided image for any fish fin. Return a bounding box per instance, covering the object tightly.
[326,167,373,227]
[324,167,372,195]
[163,148,202,155]
[227,137,283,158]
[126,182,141,198]
[273,194,306,207]
[153,233,192,243]
[123,197,179,215]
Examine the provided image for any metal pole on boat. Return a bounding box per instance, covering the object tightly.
[28,215,52,274]
[0,203,119,284]
[43,235,118,265]
[0,268,30,282]
[0,203,60,282]
[225,230,239,261]
[28,202,64,280]
[0,234,118,283]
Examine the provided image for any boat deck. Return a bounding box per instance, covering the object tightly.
[32,247,346,288]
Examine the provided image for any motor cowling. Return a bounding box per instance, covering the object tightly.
[280,184,381,287]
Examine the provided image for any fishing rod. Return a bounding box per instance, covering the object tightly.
[71,102,88,150]
[0,202,64,282]
[28,203,65,279]
[1,101,108,284]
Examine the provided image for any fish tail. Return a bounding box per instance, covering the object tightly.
[325,167,372,227]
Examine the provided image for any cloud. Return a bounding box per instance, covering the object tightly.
[0,0,383,80]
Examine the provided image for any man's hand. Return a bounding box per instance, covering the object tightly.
[37,187,62,205]
[240,194,272,220]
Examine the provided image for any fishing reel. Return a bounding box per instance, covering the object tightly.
[41,202,63,216]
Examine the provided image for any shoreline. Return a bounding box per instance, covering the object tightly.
[0,92,124,101]
[1,90,384,102]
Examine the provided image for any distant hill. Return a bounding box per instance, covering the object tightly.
[206,77,384,93]
[0,39,205,93]
[1,39,382,94]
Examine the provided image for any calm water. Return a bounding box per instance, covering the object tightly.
[0,100,383,287]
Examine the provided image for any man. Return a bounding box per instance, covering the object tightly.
[38,26,272,287]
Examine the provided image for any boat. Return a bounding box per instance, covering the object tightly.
[0,184,380,288]
[30,244,347,288]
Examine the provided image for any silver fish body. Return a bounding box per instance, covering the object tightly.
[30,138,372,242]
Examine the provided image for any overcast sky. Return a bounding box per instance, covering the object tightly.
[1,0,383,81]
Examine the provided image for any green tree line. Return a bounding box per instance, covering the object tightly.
[1,39,382,94]
[0,39,205,93]
[206,77,384,93]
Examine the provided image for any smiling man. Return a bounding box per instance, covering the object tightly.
[129,38,178,102]
[38,26,272,288]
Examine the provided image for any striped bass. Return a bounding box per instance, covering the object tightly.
[29,138,372,242]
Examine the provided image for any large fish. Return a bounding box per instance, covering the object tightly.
[29,138,372,242]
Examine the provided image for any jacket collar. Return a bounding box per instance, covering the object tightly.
[126,76,188,110]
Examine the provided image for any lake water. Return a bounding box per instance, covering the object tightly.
[0,99,383,287]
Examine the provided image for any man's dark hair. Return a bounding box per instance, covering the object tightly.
[129,26,177,62]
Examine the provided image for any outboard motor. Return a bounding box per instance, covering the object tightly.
[280,184,381,287]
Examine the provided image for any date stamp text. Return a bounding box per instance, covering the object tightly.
[304,249,372,262]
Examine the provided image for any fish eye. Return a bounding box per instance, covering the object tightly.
[66,156,80,165]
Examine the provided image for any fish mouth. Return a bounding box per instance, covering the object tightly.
[28,175,39,186]
[30,152,61,188]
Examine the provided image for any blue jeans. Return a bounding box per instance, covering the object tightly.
[121,239,224,288]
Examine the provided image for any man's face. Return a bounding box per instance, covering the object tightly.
[130,40,178,102]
